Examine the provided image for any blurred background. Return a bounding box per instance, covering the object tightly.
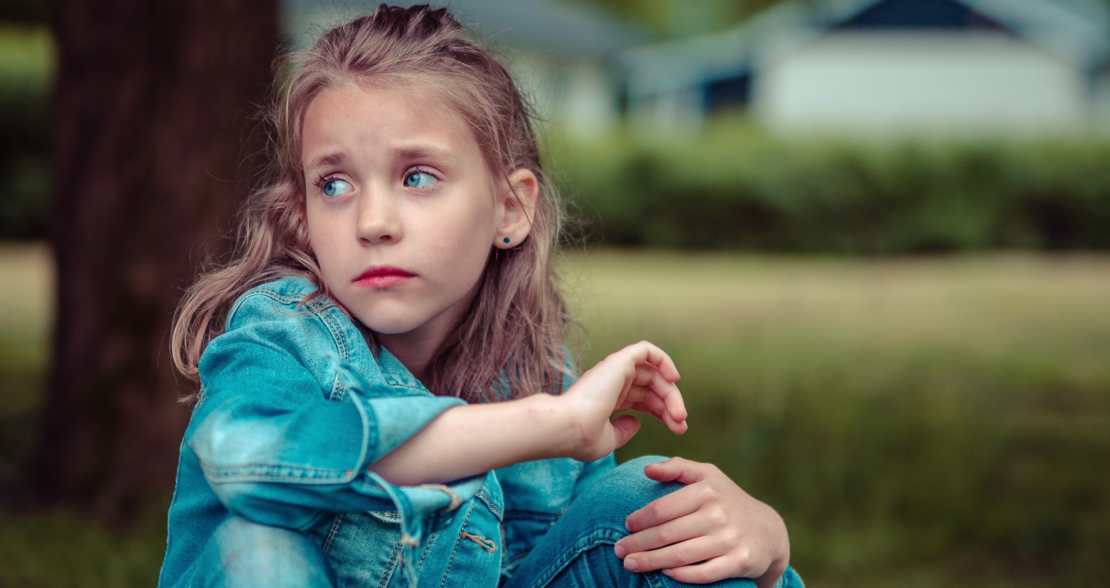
[1,0,1109,586]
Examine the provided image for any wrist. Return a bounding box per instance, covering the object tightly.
[517,392,581,460]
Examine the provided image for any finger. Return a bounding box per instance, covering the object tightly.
[608,414,641,450]
[615,383,659,412]
[615,513,708,558]
[662,556,742,585]
[643,457,711,485]
[639,392,668,417]
[661,401,688,435]
[625,396,686,435]
[622,536,721,574]
[632,363,659,388]
[624,484,703,532]
[625,373,687,430]
[622,384,670,416]
[635,368,687,426]
[625,341,681,382]
[628,399,666,423]
[652,377,688,427]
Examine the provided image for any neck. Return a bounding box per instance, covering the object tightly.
[372,277,483,388]
[375,329,444,383]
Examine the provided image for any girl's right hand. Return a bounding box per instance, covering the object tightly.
[561,341,687,462]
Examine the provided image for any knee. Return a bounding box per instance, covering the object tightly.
[576,455,678,524]
[194,517,334,588]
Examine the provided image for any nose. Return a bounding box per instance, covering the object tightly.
[355,186,401,245]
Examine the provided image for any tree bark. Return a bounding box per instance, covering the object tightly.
[31,0,277,526]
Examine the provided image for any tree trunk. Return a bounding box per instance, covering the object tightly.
[31,0,277,526]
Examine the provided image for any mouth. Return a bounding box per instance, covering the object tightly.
[353,266,417,288]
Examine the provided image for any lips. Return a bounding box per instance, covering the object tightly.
[353,266,416,288]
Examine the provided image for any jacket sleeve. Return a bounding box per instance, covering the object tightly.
[187,298,482,543]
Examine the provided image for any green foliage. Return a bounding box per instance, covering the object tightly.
[551,121,1110,253]
[575,0,793,38]
[0,25,52,240]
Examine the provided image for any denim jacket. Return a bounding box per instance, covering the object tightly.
[158,275,615,588]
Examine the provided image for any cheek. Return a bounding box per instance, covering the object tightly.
[426,205,496,282]
[305,206,341,271]
[434,223,492,277]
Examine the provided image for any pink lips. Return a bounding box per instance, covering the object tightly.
[353,266,416,288]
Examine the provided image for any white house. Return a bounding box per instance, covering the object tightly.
[620,0,1110,137]
[281,0,650,141]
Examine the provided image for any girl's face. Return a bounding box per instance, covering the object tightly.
[301,83,534,358]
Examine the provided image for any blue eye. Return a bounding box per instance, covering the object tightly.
[404,171,438,188]
[322,178,352,197]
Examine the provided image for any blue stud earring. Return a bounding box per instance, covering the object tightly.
[503,237,510,244]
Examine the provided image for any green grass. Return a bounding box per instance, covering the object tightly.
[2,244,1109,587]
[571,250,1110,587]
[0,504,168,587]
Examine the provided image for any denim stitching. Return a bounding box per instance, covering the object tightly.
[475,487,504,520]
[369,510,403,524]
[505,550,532,567]
[197,457,355,482]
[316,306,350,363]
[416,525,440,572]
[644,569,667,588]
[522,527,626,588]
[321,513,345,555]
[376,538,403,588]
[242,288,314,315]
[236,287,354,367]
[437,499,478,588]
[328,372,345,402]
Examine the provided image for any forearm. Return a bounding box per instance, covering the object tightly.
[368,393,577,485]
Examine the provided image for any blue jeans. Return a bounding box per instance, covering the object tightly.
[502,456,801,588]
[190,456,803,588]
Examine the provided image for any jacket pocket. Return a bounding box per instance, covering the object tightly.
[315,511,408,588]
[427,473,504,588]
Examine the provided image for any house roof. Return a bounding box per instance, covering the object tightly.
[620,0,1110,97]
[282,0,652,61]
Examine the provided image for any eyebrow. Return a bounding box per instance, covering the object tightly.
[305,152,346,170]
[304,145,454,171]
[390,145,453,162]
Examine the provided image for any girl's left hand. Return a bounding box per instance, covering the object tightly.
[613,457,790,587]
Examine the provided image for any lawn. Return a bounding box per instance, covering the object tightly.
[2,243,1109,587]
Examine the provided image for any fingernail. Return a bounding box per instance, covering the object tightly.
[625,557,638,571]
[663,569,674,577]
[614,544,625,559]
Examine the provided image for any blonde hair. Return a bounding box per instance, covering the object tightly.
[171,4,574,403]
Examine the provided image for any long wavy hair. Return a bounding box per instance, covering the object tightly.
[171,4,574,404]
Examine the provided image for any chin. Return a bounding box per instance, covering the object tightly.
[351,311,423,337]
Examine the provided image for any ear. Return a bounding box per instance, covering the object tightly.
[494,169,539,249]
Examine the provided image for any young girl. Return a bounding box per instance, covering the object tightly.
[160,5,801,588]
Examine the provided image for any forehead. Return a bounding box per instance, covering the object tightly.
[300,82,479,163]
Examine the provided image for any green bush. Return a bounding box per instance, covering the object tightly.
[0,24,52,241]
[551,121,1110,253]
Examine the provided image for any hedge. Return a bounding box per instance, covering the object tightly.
[550,122,1110,253]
